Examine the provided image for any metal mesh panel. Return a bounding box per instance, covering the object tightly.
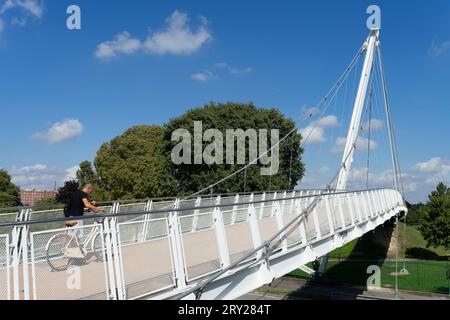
[198,198,215,214]
[339,196,353,226]
[328,197,342,230]
[221,208,233,225]
[118,220,174,299]
[220,196,235,217]
[179,215,194,233]
[151,200,176,219]
[234,207,248,223]
[0,213,17,238]
[195,213,213,231]
[178,199,197,217]
[224,222,255,265]
[258,215,280,250]
[282,210,302,247]
[237,195,251,210]
[316,201,330,236]
[117,203,147,223]
[119,220,146,245]
[30,224,108,300]
[304,210,317,241]
[349,196,361,224]
[181,229,221,281]
[0,235,9,300]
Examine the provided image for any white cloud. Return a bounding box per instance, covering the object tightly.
[32,119,83,144]
[429,39,450,57]
[215,62,253,75]
[191,70,215,82]
[362,118,384,132]
[299,126,326,144]
[332,137,378,153]
[11,16,26,26]
[11,164,79,190]
[318,166,330,174]
[64,165,79,182]
[0,0,43,34]
[95,31,142,59]
[95,11,211,60]
[316,115,338,128]
[143,11,211,55]
[0,0,43,18]
[413,157,450,174]
[299,115,339,145]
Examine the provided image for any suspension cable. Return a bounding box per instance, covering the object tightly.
[177,45,365,203]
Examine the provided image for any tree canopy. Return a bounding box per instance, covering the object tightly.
[164,102,304,195]
[0,169,21,208]
[419,182,450,249]
[92,103,305,199]
[94,125,176,200]
[56,180,80,205]
[76,161,97,187]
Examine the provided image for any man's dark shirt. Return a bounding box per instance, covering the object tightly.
[68,191,89,217]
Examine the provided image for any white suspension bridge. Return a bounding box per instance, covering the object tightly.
[0,28,408,300]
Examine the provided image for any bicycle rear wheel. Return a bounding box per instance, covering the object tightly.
[46,233,77,271]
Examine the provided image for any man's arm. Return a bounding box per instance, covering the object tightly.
[82,198,106,213]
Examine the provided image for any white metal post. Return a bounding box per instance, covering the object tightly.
[213,196,230,269]
[337,29,379,190]
[324,195,335,235]
[102,218,117,300]
[167,199,187,290]
[248,196,263,260]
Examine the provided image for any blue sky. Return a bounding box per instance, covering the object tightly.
[0,0,449,202]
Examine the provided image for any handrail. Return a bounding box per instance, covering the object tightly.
[0,188,400,228]
[169,188,405,300]
[0,188,329,213]
[168,188,330,300]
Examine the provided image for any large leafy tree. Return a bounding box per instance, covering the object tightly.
[164,102,305,195]
[55,180,80,205]
[76,161,97,187]
[0,169,21,208]
[419,182,450,249]
[94,125,176,200]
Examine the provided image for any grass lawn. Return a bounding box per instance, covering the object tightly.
[289,221,450,295]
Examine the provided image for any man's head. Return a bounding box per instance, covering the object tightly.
[82,183,94,194]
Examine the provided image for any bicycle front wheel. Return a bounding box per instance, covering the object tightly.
[46,233,76,272]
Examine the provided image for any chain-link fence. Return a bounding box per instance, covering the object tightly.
[30,224,109,300]
[294,258,450,296]
[0,235,9,300]
[118,218,175,299]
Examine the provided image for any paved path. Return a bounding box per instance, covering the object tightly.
[238,276,450,300]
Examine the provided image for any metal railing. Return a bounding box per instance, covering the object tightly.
[0,188,406,300]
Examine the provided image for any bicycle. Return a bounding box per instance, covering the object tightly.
[45,215,106,272]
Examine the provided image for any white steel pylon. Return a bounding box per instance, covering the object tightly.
[336,28,379,191]
[318,29,380,275]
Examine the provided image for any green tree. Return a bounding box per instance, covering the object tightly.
[164,102,305,195]
[94,125,176,200]
[419,182,450,249]
[0,169,21,208]
[56,180,80,205]
[76,161,97,187]
[405,201,426,225]
[76,161,105,200]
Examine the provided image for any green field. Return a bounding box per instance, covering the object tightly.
[290,222,450,295]
[291,259,449,295]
